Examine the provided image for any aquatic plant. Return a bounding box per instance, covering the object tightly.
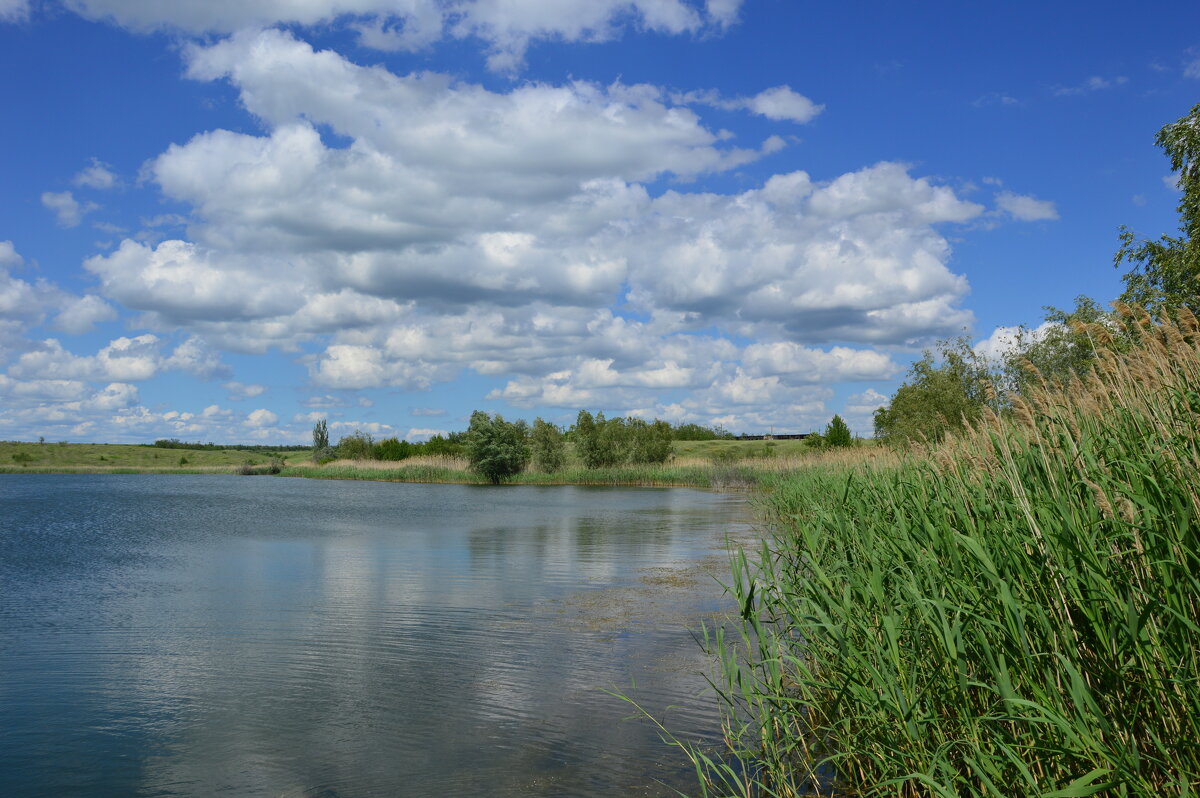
[686,309,1200,796]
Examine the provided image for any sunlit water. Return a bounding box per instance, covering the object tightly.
[0,475,751,797]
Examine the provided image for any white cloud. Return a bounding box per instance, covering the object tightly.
[1052,75,1128,96]
[996,191,1059,221]
[1164,174,1182,192]
[742,343,899,383]
[64,0,744,71]
[0,240,22,268]
[73,158,119,190]
[53,295,118,334]
[0,0,30,21]
[404,427,449,442]
[41,190,98,228]
[838,387,890,436]
[8,334,227,383]
[973,322,1052,362]
[245,408,279,427]
[164,336,229,379]
[224,381,267,400]
[329,419,394,436]
[410,406,446,416]
[1186,56,1200,80]
[844,388,889,415]
[744,86,824,123]
[678,85,824,124]
[55,27,991,430]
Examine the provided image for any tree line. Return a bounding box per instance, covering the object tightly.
[310,412,740,482]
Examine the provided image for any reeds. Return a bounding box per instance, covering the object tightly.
[685,311,1200,796]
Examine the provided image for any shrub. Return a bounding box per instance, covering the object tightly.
[824,414,853,447]
[874,338,995,446]
[334,430,374,460]
[627,418,673,464]
[466,411,530,483]
[573,410,604,468]
[375,437,413,461]
[530,418,566,472]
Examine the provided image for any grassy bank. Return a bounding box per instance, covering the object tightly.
[682,313,1200,796]
[278,448,891,488]
[0,441,307,473]
[2,439,881,487]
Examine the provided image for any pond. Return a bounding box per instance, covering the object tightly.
[0,474,751,797]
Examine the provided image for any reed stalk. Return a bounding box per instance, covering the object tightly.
[683,312,1200,796]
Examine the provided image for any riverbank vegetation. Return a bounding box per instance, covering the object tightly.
[0,440,308,473]
[676,102,1200,797]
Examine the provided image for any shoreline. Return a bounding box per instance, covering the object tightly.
[0,463,762,490]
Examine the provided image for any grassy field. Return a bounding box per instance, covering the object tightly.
[0,441,309,473]
[676,312,1200,796]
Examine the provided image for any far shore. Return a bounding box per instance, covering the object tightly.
[0,442,892,489]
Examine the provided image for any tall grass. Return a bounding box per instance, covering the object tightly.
[686,308,1200,796]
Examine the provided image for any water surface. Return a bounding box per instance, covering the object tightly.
[0,475,749,797]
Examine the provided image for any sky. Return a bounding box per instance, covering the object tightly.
[1,0,1197,444]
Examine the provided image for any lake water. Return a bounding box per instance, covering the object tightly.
[0,474,751,797]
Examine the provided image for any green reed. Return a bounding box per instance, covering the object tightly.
[682,310,1200,796]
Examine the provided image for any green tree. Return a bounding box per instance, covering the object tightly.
[422,434,463,457]
[1115,102,1200,315]
[627,418,673,463]
[530,418,566,472]
[824,414,853,447]
[466,411,530,483]
[874,339,996,446]
[1001,295,1118,394]
[375,437,413,461]
[573,409,602,468]
[311,418,330,462]
[671,422,734,441]
[595,414,629,466]
[335,429,374,460]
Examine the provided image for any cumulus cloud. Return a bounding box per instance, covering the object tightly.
[54,295,118,334]
[996,191,1059,221]
[245,408,279,427]
[8,334,227,383]
[224,381,267,400]
[404,427,449,442]
[63,0,743,71]
[0,240,22,268]
[41,190,98,228]
[56,27,991,432]
[73,158,119,190]
[973,322,1053,363]
[0,376,309,443]
[1,247,73,335]
[676,85,824,123]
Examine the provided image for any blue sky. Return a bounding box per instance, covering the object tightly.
[1,0,1197,444]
